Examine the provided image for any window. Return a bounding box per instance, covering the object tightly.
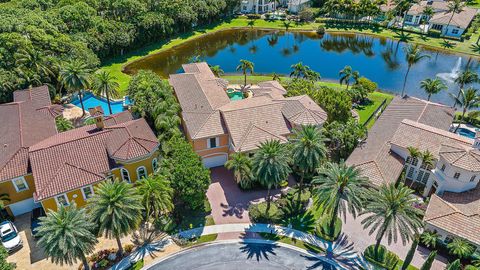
[121,168,131,183]
[137,166,147,180]
[451,29,459,35]
[407,167,415,179]
[454,172,461,179]
[416,170,424,182]
[55,194,69,207]
[11,177,29,192]
[405,15,413,22]
[406,156,418,166]
[207,137,219,149]
[152,158,158,172]
[444,236,453,244]
[440,164,446,172]
[422,172,430,184]
[81,186,94,200]
[470,175,477,182]
[432,24,443,30]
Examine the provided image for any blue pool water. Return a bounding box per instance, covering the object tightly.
[456,127,476,139]
[72,92,132,116]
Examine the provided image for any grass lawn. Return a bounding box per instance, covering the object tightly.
[100,17,480,95]
[259,232,325,253]
[184,233,218,247]
[467,0,480,8]
[357,91,395,128]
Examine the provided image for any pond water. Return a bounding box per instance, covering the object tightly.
[124,29,480,105]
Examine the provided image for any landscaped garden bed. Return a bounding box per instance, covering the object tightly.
[82,244,135,270]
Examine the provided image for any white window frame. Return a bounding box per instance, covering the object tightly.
[121,168,131,183]
[207,137,220,149]
[11,177,29,192]
[152,158,158,172]
[451,29,459,35]
[454,172,461,179]
[137,166,147,180]
[81,185,94,200]
[55,194,69,207]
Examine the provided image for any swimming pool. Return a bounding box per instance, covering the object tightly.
[456,127,476,139]
[72,92,132,116]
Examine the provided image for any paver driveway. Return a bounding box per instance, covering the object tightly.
[207,167,294,225]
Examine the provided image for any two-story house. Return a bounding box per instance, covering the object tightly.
[169,62,327,168]
[241,0,276,14]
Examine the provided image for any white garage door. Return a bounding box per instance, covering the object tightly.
[8,198,39,216]
[202,154,227,168]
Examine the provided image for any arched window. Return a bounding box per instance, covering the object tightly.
[152,158,158,172]
[137,166,147,180]
[121,168,131,183]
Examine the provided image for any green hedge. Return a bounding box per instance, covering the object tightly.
[364,245,400,270]
[248,202,283,223]
[315,215,342,241]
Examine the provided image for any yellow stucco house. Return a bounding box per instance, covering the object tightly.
[0,86,159,217]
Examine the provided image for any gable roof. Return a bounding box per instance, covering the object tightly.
[281,95,328,126]
[439,144,480,172]
[430,7,477,29]
[0,86,58,182]
[346,96,455,185]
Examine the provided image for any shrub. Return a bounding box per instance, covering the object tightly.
[465,265,479,270]
[127,259,144,270]
[315,215,341,241]
[280,180,289,188]
[248,202,283,223]
[364,245,400,270]
[299,8,315,22]
[124,244,134,253]
[428,29,442,38]
[247,14,261,20]
[316,26,325,35]
[286,188,311,205]
[356,77,378,93]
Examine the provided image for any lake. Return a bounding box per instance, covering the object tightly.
[124,29,480,105]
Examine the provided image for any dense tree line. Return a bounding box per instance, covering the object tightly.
[0,0,238,103]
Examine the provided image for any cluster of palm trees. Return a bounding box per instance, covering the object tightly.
[339,65,360,90]
[227,124,424,261]
[35,175,173,270]
[59,60,120,117]
[290,62,321,81]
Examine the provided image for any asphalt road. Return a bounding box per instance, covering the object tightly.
[147,242,334,270]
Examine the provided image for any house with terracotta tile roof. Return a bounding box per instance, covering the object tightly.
[347,95,480,249]
[0,86,160,216]
[169,62,327,168]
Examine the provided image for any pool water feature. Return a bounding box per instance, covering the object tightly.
[456,127,476,139]
[226,88,244,101]
[124,28,480,105]
[72,92,132,116]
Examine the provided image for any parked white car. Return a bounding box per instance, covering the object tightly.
[0,221,23,252]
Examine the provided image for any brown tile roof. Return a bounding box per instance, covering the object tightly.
[346,96,455,185]
[30,112,158,200]
[408,1,449,16]
[0,86,58,182]
[257,81,287,95]
[439,144,480,172]
[425,191,480,246]
[280,95,328,126]
[430,7,477,29]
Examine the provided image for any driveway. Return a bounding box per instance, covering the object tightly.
[207,167,294,225]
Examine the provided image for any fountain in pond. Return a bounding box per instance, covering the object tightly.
[437,57,462,83]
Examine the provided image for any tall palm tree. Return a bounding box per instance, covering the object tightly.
[445,0,465,36]
[15,48,54,82]
[339,65,354,90]
[36,205,97,270]
[253,140,291,214]
[421,150,435,169]
[225,153,253,189]
[290,62,307,79]
[59,60,91,117]
[447,238,475,259]
[402,45,430,97]
[291,125,328,207]
[445,259,461,270]
[91,71,120,115]
[88,179,143,256]
[236,59,254,87]
[453,70,478,107]
[450,88,480,132]
[312,162,368,234]
[420,78,447,101]
[210,65,224,77]
[137,174,173,221]
[361,183,423,254]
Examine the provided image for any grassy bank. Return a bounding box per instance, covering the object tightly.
[100,17,479,94]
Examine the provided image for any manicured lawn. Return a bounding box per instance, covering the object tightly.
[221,75,343,90]
[467,0,480,8]
[184,233,218,247]
[356,91,394,128]
[100,17,480,95]
[259,232,325,253]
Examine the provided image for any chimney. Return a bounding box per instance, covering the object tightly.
[474,130,480,149]
[88,106,105,130]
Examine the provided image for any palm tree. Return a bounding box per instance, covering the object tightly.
[450,87,480,132]
[420,230,440,249]
[407,146,420,162]
[210,65,224,77]
[339,65,354,90]
[361,183,423,254]
[225,153,254,189]
[59,60,91,117]
[421,150,435,169]
[15,48,54,81]
[290,62,307,79]
[36,205,97,270]
[272,73,281,82]
[88,179,143,256]
[420,78,447,101]
[91,71,120,115]
[312,162,368,234]
[445,259,461,270]
[291,125,328,207]
[444,0,465,36]
[420,250,437,270]
[236,59,254,87]
[447,238,475,259]
[402,45,430,97]
[253,140,291,214]
[137,174,173,221]
[453,70,479,107]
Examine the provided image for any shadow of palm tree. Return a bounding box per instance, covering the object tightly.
[470,43,480,54]
[239,241,279,261]
[281,201,316,233]
[247,19,256,28]
[130,223,171,261]
[395,32,413,42]
[440,40,455,49]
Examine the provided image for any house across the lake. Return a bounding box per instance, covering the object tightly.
[240,0,276,14]
[0,86,159,217]
[169,62,327,168]
[347,96,480,249]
